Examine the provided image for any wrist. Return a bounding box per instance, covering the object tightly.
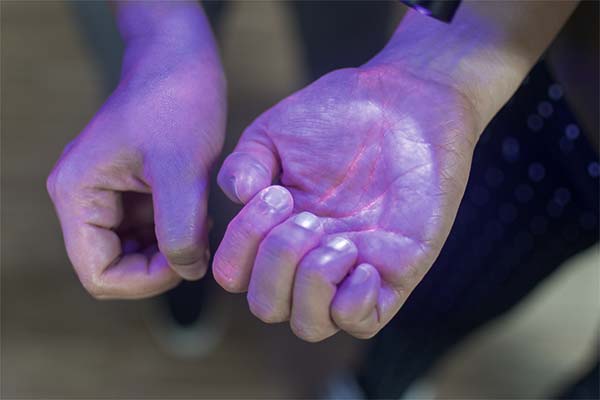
[115,1,224,87]
[367,1,577,137]
[367,11,525,136]
[115,1,212,48]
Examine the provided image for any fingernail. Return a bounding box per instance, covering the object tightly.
[326,236,353,252]
[351,264,371,285]
[261,186,290,211]
[294,212,320,230]
[231,177,242,203]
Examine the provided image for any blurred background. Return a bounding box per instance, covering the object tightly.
[1,1,598,398]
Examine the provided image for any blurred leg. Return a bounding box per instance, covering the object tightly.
[557,361,599,400]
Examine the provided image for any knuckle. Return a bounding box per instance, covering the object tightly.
[46,165,76,201]
[261,233,298,261]
[80,274,106,299]
[300,264,328,287]
[247,294,287,324]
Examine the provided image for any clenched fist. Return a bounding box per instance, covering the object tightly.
[48,2,225,299]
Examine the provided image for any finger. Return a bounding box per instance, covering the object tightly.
[48,179,181,299]
[247,212,324,324]
[212,185,293,293]
[331,263,381,339]
[218,121,280,204]
[150,165,211,281]
[349,230,427,329]
[290,236,358,342]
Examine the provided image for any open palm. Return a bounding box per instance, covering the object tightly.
[214,65,478,341]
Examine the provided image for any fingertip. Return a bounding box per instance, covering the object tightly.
[162,243,210,281]
[323,236,358,259]
[217,172,243,204]
[169,260,209,281]
[290,319,337,343]
[289,237,358,344]
[246,209,323,326]
[218,153,273,204]
[212,255,248,293]
[332,263,380,327]
[258,185,293,212]
[350,263,378,286]
[293,211,323,233]
[349,328,379,340]
[212,185,294,294]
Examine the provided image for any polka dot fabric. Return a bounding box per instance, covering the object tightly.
[358,63,599,398]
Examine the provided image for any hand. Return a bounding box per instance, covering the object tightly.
[213,64,477,341]
[47,24,226,299]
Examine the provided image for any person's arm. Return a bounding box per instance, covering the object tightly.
[369,0,578,134]
[112,1,223,85]
[213,1,580,341]
[47,1,226,299]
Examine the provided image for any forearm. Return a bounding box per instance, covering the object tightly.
[368,0,578,134]
[110,1,224,86]
[102,1,226,157]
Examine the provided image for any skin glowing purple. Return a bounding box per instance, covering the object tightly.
[47,1,226,298]
[48,0,578,341]
[214,2,578,341]
[214,63,477,341]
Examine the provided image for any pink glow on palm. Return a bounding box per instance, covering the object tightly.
[217,65,477,337]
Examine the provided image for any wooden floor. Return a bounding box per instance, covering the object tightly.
[1,1,598,398]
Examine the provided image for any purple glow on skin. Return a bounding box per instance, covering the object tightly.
[215,64,478,341]
[48,0,575,342]
[46,1,226,299]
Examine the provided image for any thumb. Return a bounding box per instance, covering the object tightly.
[218,122,280,204]
[151,165,210,281]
